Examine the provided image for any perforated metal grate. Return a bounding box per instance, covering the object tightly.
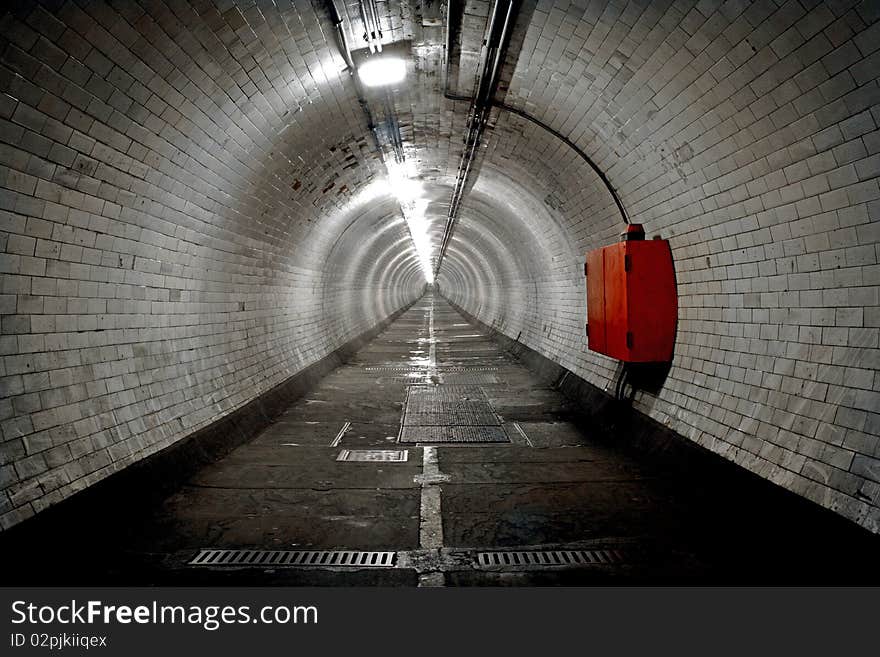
[405,399,491,414]
[436,346,498,353]
[399,426,510,443]
[365,366,499,372]
[404,410,501,426]
[439,373,500,384]
[379,376,437,384]
[401,381,505,438]
[436,367,499,372]
[365,346,421,352]
[407,385,486,400]
[189,550,397,567]
[364,367,427,372]
[475,549,623,568]
[336,449,409,462]
[438,350,504,362]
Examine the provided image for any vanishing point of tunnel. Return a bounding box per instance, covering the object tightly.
[1,0,879,585]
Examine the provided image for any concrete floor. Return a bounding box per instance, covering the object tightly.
[8,293,879,585]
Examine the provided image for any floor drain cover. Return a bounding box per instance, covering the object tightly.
[399,426,510,443]
[189,550,397,567]
[475,549,623,568]
[337,449,409,462]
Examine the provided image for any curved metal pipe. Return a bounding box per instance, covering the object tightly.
[494,102,631,225]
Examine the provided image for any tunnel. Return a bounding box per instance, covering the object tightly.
[0,0,879,586]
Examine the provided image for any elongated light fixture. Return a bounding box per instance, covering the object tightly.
[386,161,434,284]
[358,57,406,87]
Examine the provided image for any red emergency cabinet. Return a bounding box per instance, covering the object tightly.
[585,224,677,362]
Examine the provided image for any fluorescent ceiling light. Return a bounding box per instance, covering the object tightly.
[358,57,406,87]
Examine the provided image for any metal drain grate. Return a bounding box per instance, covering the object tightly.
[381,376,436,384]
[475,549,623,568]
[435,349,497,353]
[399,426,510,443]
[404,410,501,426]
[337,449,408,462]
[435,356,505,362]
[406,399,491,414]
[189,550,397,568]
[439,373,499,384]
[407,385,486,400]
[365,366,499,372]
[364,367,426,372]
[365,346,419,352]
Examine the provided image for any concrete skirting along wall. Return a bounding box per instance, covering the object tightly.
[444,295,880,538]
[0,298,417,547]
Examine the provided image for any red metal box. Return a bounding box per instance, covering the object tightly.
[585,227,677,362]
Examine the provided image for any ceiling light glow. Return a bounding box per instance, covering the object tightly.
[386,161,434,285]
[358,57,406,87]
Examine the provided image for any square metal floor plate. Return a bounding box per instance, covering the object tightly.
[398,426,510,443]
[336,449,409,462]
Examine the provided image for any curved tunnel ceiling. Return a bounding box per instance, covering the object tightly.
[0,0,878,534]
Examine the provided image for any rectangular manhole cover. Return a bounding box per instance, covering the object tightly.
[475,549,623,568]
[189,550,397,567]
[337,449,409,462]
[399,426,510,443]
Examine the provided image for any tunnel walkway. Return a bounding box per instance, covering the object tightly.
[133,292,698,585]
[7,292,878,586]
[150,292,687,585]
